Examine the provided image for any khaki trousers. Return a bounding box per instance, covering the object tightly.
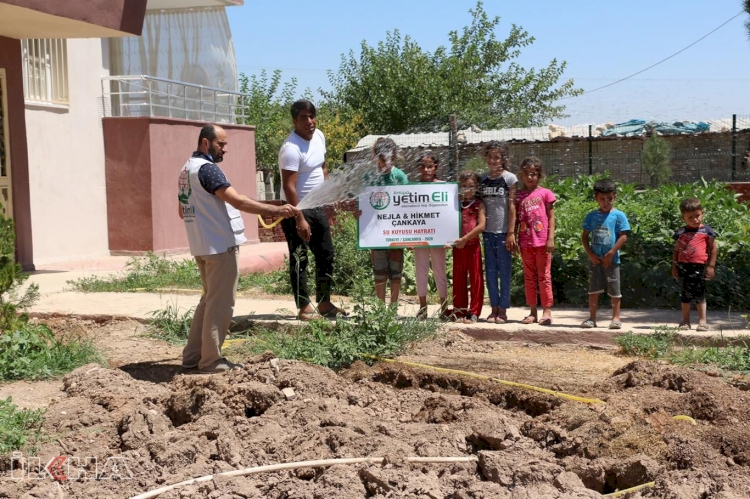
[182,246,239,369]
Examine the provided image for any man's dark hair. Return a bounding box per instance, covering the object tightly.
[291,100,316,119]
[198,124,217,148]
[593,178,617,195]
[680,197,703,213]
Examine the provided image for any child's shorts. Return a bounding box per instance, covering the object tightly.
[588,262,621,298]
[677,262,706,303]
[371,249,404,281]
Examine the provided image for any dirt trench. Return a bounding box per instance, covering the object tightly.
[1,335,749,499]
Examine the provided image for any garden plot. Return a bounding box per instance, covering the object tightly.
[1,325,749,499]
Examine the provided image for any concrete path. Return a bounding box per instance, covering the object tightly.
[25,242,750,347]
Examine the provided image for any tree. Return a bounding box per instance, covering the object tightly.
[324,1,582,135]
[316,106,363,169]
[238,70,298,174]
[746,0,750,40]
[641,133,672,188]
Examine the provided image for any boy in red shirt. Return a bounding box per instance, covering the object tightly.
[672,198,718,331]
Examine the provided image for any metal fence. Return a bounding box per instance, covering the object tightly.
[100,75,248,123]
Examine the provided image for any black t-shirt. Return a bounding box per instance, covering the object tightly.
[192,152,230,194]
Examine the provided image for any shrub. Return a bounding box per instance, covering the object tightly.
[225,297,440,370]
[0,323,102,381]
[0,215,39,331]
[0,397,45,453]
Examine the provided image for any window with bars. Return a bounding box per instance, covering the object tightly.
[21,39,69,105]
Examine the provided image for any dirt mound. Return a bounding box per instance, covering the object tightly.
[1,355,749,498]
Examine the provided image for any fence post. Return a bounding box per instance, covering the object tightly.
[448,114,458,180]
[731,114,737,181]
[588,125,593,176]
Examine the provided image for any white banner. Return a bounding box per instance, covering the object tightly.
[358,183,460,249]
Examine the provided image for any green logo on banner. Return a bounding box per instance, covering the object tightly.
[369,191,390,210]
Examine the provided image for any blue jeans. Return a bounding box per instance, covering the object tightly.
[483,232,512,309]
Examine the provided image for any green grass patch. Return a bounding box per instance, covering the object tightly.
[615,326,750,373]
[225,298,441,370]
[0,397,45,453]
[0,323,103,381]
[144,303,194,345]
[68,253,203,293]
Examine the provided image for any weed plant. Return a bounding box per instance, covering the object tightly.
[0,324,103,381]
[615,326,750,373]
[145,303,195,344]
[0,397,45,453]
[69,254,202,292]
[226,298,440,370]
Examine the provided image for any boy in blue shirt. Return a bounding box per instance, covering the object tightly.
[581,179,631,329]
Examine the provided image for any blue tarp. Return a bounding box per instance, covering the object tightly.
[600,119,710,137]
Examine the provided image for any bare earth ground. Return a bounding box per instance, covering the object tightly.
[1,318,749,498]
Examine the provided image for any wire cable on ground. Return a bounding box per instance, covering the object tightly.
[129,456,478,499]
[365,356,606,405]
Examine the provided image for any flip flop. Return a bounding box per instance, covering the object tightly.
[298,312,322,321]
[321,307,349,319]
[538,317,553,326]
[521,316,537,324]
[678,323,691,330]
[485,314,497,324]
[696,323,709,332]
[495,316,508,324]
[580,319,597,328]
[608,321,622,330]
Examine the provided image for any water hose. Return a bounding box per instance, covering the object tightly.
[672,415,697,425]
[602,481,655,497]
[257,214,284,229]
[366,356,606,405]
[129,456,478,499]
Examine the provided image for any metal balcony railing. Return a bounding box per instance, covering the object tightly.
[101,75,247,123]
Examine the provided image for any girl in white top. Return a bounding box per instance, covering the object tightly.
[413,152,449,320]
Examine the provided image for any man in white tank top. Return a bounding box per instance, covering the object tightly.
[179,124,297,373]
[278,100,344,320]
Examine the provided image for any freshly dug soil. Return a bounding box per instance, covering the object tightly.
[1,324,749,498]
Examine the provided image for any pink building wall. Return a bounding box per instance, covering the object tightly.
[104,117,259,254]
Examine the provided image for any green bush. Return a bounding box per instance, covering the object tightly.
[226,297,440,370]
[0,397,45,453]
[0,323,102,381]
[0,216,39,331]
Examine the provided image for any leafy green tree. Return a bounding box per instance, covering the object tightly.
[238,70,298,179]
[745,0,750,40]
[324,1,582,134]
[641,133,672,187]
[317,106,363,169]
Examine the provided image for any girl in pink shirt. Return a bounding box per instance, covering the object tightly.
[515,157,556,325]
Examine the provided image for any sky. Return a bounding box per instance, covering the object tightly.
[227,1,749,126]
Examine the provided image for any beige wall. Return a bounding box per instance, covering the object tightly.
[25,38,111,265]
